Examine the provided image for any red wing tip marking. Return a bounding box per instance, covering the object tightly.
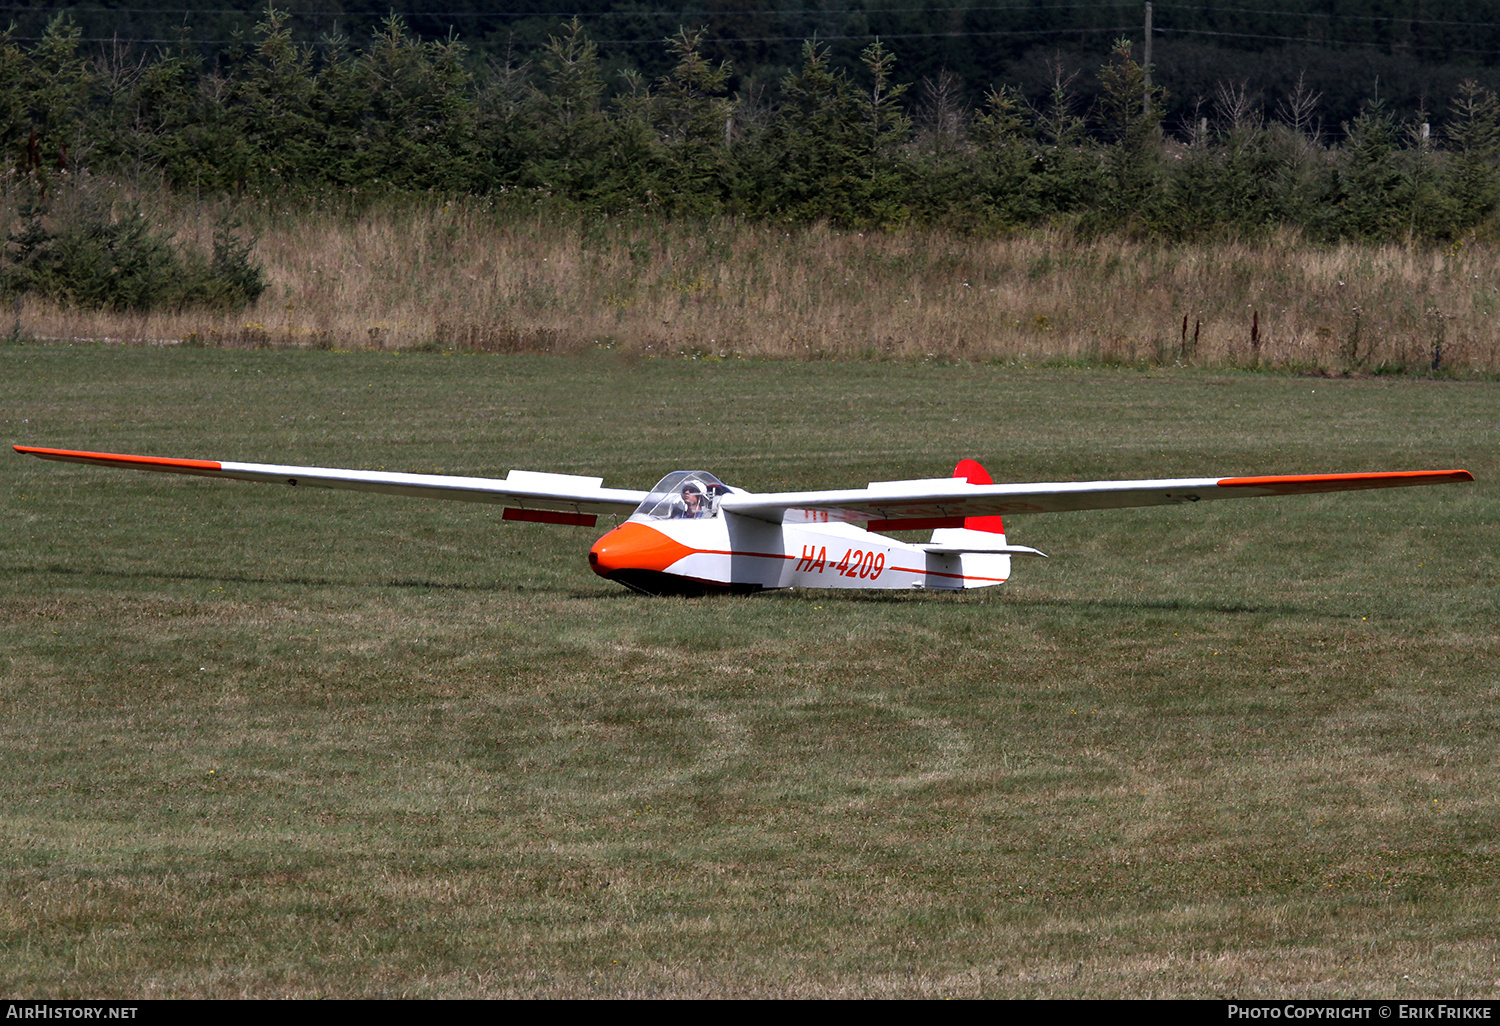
[15,446,223,471]
[1217,470,1473,491]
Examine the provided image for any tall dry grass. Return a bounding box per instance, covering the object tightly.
[9,190,1500,374]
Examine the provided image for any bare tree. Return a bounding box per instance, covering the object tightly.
[1181,94,1209,146]
[913,67,967,151]
[1032,58,1085,148]
[1214,80,1261,135]
[1275,71,1322,142]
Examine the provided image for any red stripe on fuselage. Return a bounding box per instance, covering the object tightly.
[640,548,1006,581]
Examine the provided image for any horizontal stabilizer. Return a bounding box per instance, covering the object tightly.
[919,543,1048,557]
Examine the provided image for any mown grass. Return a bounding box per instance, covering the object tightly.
[2,345,1496,997]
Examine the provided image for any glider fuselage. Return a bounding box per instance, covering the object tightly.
[587,514,1012,596]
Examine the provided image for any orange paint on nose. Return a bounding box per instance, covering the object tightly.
[588,522,696,578]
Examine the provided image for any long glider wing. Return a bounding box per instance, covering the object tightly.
[13,446,646,527]
[719,470,1474,529]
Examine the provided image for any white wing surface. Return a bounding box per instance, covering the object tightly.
[718,470,1474,529]
[14,446,645,526]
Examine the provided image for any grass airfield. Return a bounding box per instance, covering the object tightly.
[2,345,1496,998]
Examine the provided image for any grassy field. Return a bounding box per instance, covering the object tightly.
[2,344,1496,998]
[8,186,1500,375]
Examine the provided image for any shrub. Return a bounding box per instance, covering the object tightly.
[1,181,266,311]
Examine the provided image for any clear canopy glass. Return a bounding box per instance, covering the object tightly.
[634,471,732,520]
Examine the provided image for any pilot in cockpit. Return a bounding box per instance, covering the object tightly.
[679,481,709,518]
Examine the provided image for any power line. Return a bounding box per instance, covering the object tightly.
[1159,26,1500,57]
[15,25,1141,46]
[7,1,1500,55]
[7,0,1500,31]
[0,2,1139,16]
[1155,3,1500,31]
[7,1,1500,28]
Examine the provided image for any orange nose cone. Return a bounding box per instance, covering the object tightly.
[588,522,696,578]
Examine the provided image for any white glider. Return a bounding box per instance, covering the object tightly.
[14,445,1473,596]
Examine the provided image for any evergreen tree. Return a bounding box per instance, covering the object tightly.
[1091,38,1165,233]
[1396,109,1454,239]
[223,7,320,189]
[853,40,913,226]
[92,46,205,186]
[1444,81,1500,235]
[736,39,914,227]
[736,40,866,223]
[525,19,613,202]
[1162,86,1282,239]
[1027,65,1099,221]
[1,16,93,172]
[473,45,537,189]
[356,18,477,192]
[963,85,1041,227]
[651,29,735,215]
[1328,99,1404,241]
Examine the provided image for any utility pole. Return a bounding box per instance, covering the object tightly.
[1143,2,1153,111]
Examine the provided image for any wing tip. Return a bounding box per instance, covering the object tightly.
[14,446,223,472]
[1217,470,1474,491]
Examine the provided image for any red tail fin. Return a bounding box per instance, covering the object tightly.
[953,459,1005,535]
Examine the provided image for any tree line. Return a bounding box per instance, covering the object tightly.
[5,10,1500,243]
[10,0,1499,131]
